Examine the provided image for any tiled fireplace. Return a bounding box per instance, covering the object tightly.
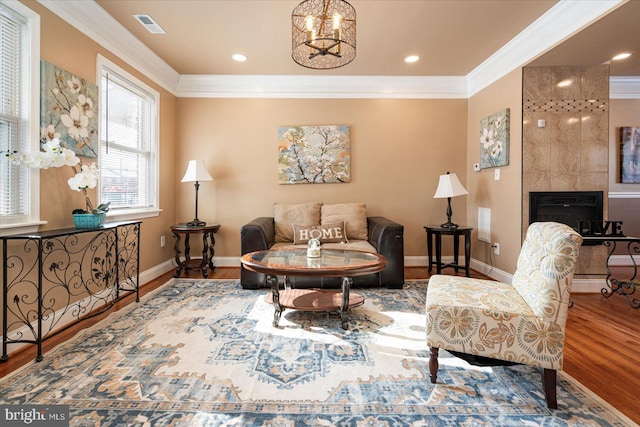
[522,65,609,274]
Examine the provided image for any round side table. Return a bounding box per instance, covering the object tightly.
[170,223,221,278]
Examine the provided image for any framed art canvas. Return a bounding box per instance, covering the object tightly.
[41,61,99,158]
[278,125,351,184]
[480,108,510,169]
[621,127,640,183]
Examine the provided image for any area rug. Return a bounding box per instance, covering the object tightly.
[0,279,634,426]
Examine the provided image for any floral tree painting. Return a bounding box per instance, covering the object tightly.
[278,125,351,184]
[40,61,98,158]
[480,108,510,169]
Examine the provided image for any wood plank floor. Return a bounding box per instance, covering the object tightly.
[1,267,638,424]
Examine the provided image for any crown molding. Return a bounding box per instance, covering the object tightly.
[176,75,468,99]
[37,0,180,95]
[466,0,626,97]
[610,77,640,99]
[38,0,624,99]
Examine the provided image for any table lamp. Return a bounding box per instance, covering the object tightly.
[433,171,468,229]
[181,159,213,226]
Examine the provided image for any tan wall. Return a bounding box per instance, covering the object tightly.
[609,98,640,193]
[175,98,468,258]
[608,98,640,247]
[466,68,523,273]
[20,1,177,273]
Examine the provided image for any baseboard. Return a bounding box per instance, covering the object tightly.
[2,259,175,356]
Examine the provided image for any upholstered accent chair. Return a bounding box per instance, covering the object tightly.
[426,222,582,409]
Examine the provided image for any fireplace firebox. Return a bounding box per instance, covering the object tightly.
[529,191,603,236]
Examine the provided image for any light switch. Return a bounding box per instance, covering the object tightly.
[494,168,500,180]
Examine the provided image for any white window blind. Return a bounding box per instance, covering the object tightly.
[0,4,30,221]
[99,61,158,214]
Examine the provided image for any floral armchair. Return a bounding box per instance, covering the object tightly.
[426,222,582,409]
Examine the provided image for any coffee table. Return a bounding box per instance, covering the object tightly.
[241,249,387,329]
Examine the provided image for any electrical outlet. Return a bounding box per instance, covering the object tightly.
[160,235,166,247]
[492,242,500,255]
[473,163,480,172]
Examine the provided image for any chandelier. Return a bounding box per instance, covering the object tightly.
[291,0,356,69]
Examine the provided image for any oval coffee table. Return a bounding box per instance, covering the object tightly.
[241,249,387,329]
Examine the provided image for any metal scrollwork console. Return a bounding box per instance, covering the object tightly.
[1,221,141,362]
[582,235,640,309]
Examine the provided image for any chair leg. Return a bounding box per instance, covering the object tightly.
[429,347,439,383]
[542,368,558,409]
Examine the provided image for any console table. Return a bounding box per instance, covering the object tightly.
[581,235,640,309]
[424,225,473,277]
[1,221,141,362]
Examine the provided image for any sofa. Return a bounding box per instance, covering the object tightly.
[240,202,404,289]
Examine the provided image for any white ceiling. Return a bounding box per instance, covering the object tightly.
[39,0,638,97]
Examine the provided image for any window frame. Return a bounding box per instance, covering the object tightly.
[0,1,41,236]
[97,54,160,221]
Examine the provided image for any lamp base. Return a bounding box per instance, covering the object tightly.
[187,219,206,227]
[440,221,459,229]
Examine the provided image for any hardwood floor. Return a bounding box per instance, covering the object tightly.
[1,266,638,424]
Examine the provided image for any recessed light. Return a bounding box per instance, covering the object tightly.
[557,79,572,88]
[404,55,420,63]
[232,54,248,62]
[612,52,631,61]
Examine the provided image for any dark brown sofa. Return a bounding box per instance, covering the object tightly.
[240,210,404,290]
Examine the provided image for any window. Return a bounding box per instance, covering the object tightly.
[0,1,39,231]
[98,55,159,219]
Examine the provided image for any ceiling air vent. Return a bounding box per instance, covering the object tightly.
[133,14,166,34]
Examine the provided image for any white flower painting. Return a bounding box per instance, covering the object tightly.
[278,125,351,184]
[480,108,509,169]
[41,61,98,157]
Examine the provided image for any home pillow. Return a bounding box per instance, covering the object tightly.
[292,222,349,245]
[321,202,368,240]
[274,202,321,243]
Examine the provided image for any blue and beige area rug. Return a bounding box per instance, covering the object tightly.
[0,279,634,426]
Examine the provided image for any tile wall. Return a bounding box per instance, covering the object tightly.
[522,65,610,274]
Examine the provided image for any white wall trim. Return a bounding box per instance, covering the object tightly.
[175,75,468,99]
[610,76,640,99]
[37,0,179,95]
[571,278,608,294]
[466,0,625,96]
[1,258,174,357]
[609,192,640,199]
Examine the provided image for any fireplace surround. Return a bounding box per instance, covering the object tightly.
[529,191,604,235]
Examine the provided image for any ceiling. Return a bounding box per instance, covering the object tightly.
[94,0,562,76]
[529,0,640,76]
[92,0,638,78]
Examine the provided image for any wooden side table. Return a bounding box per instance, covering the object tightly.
[424,225,473,277]
[170,223,220,278]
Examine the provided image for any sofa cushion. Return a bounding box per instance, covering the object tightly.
[292,222,348,244]
[321,202,368,240]
[271,240,376,253]
[274,203,321,243]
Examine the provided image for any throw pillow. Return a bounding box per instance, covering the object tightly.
[292,222,349,245]
[274,202,322,243]
[321,202,368,240]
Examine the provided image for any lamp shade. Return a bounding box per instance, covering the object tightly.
[181,160,213,183]
[433,172,468,199]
